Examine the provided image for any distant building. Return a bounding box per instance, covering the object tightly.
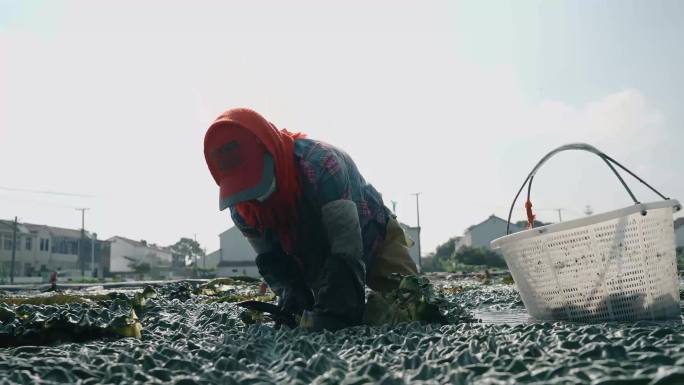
[205,227,259,278]
[0,220,37,278]
[207,221,422,278]
[454,237,465,250]
[0,220,108,280]
[216,260,260,278]
[107,236,173,278]
[202,249,221,270]
[675,218,684,252]
[219,227,257,262]
[200,225,256,270]
[398,222,421,272]
[455,215,524,251]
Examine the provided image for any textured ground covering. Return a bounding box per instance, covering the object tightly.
[1,279,684,384]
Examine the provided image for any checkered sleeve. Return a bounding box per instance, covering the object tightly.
[314,146,352,206]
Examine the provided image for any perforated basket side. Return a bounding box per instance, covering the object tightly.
[494,203,680,322]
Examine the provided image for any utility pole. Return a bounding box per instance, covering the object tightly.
[10,216,17,284]
[91,233,97,278]
[193,233,198,277]
[555,208,564,223]
[76,208,88,233]
[411,192,422,271]
[391,200,398,215]
[75,208,89,278]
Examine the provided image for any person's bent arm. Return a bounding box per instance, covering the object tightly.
[307,147,366,331]
[314,199,366,330]
[230,208,313,318]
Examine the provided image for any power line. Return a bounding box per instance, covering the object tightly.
[0,194,82,209]
[0,186,95,198]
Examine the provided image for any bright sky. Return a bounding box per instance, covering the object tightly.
[1,1,683,255]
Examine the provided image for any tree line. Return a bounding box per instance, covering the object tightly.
[421,220,549,272]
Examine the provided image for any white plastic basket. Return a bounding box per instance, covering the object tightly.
[491,143,682,322]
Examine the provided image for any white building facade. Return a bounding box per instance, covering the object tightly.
[216,260,260,278]
[206,227,259,278]
[398,222,422,272]
[108,236,173,277]
[0,220,106,282]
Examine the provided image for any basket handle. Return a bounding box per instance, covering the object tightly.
[505,143,680,235]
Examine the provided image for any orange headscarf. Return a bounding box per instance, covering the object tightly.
[209,108,305,253]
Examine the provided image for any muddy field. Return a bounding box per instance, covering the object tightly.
[1,277,684,385]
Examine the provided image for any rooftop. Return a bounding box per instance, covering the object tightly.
[24,223,92,239]
[466,215,523,233]
[0,220,93,239]
[109,236,171,253]
[399,222,419,230]
[0,220,31,234]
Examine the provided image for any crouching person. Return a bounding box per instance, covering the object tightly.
[204,108,417,331]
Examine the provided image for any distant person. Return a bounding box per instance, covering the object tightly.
[258,280,268,296]
[49,270,58,291]
[483,269,491,285]
[204,108,418,331]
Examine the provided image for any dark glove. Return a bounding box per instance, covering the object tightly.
[278,285,314,316]
[255,249,303,295]
[255,249,313,324]
[310,200,366,331]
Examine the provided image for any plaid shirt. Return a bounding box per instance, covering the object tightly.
[230,138,388,267]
